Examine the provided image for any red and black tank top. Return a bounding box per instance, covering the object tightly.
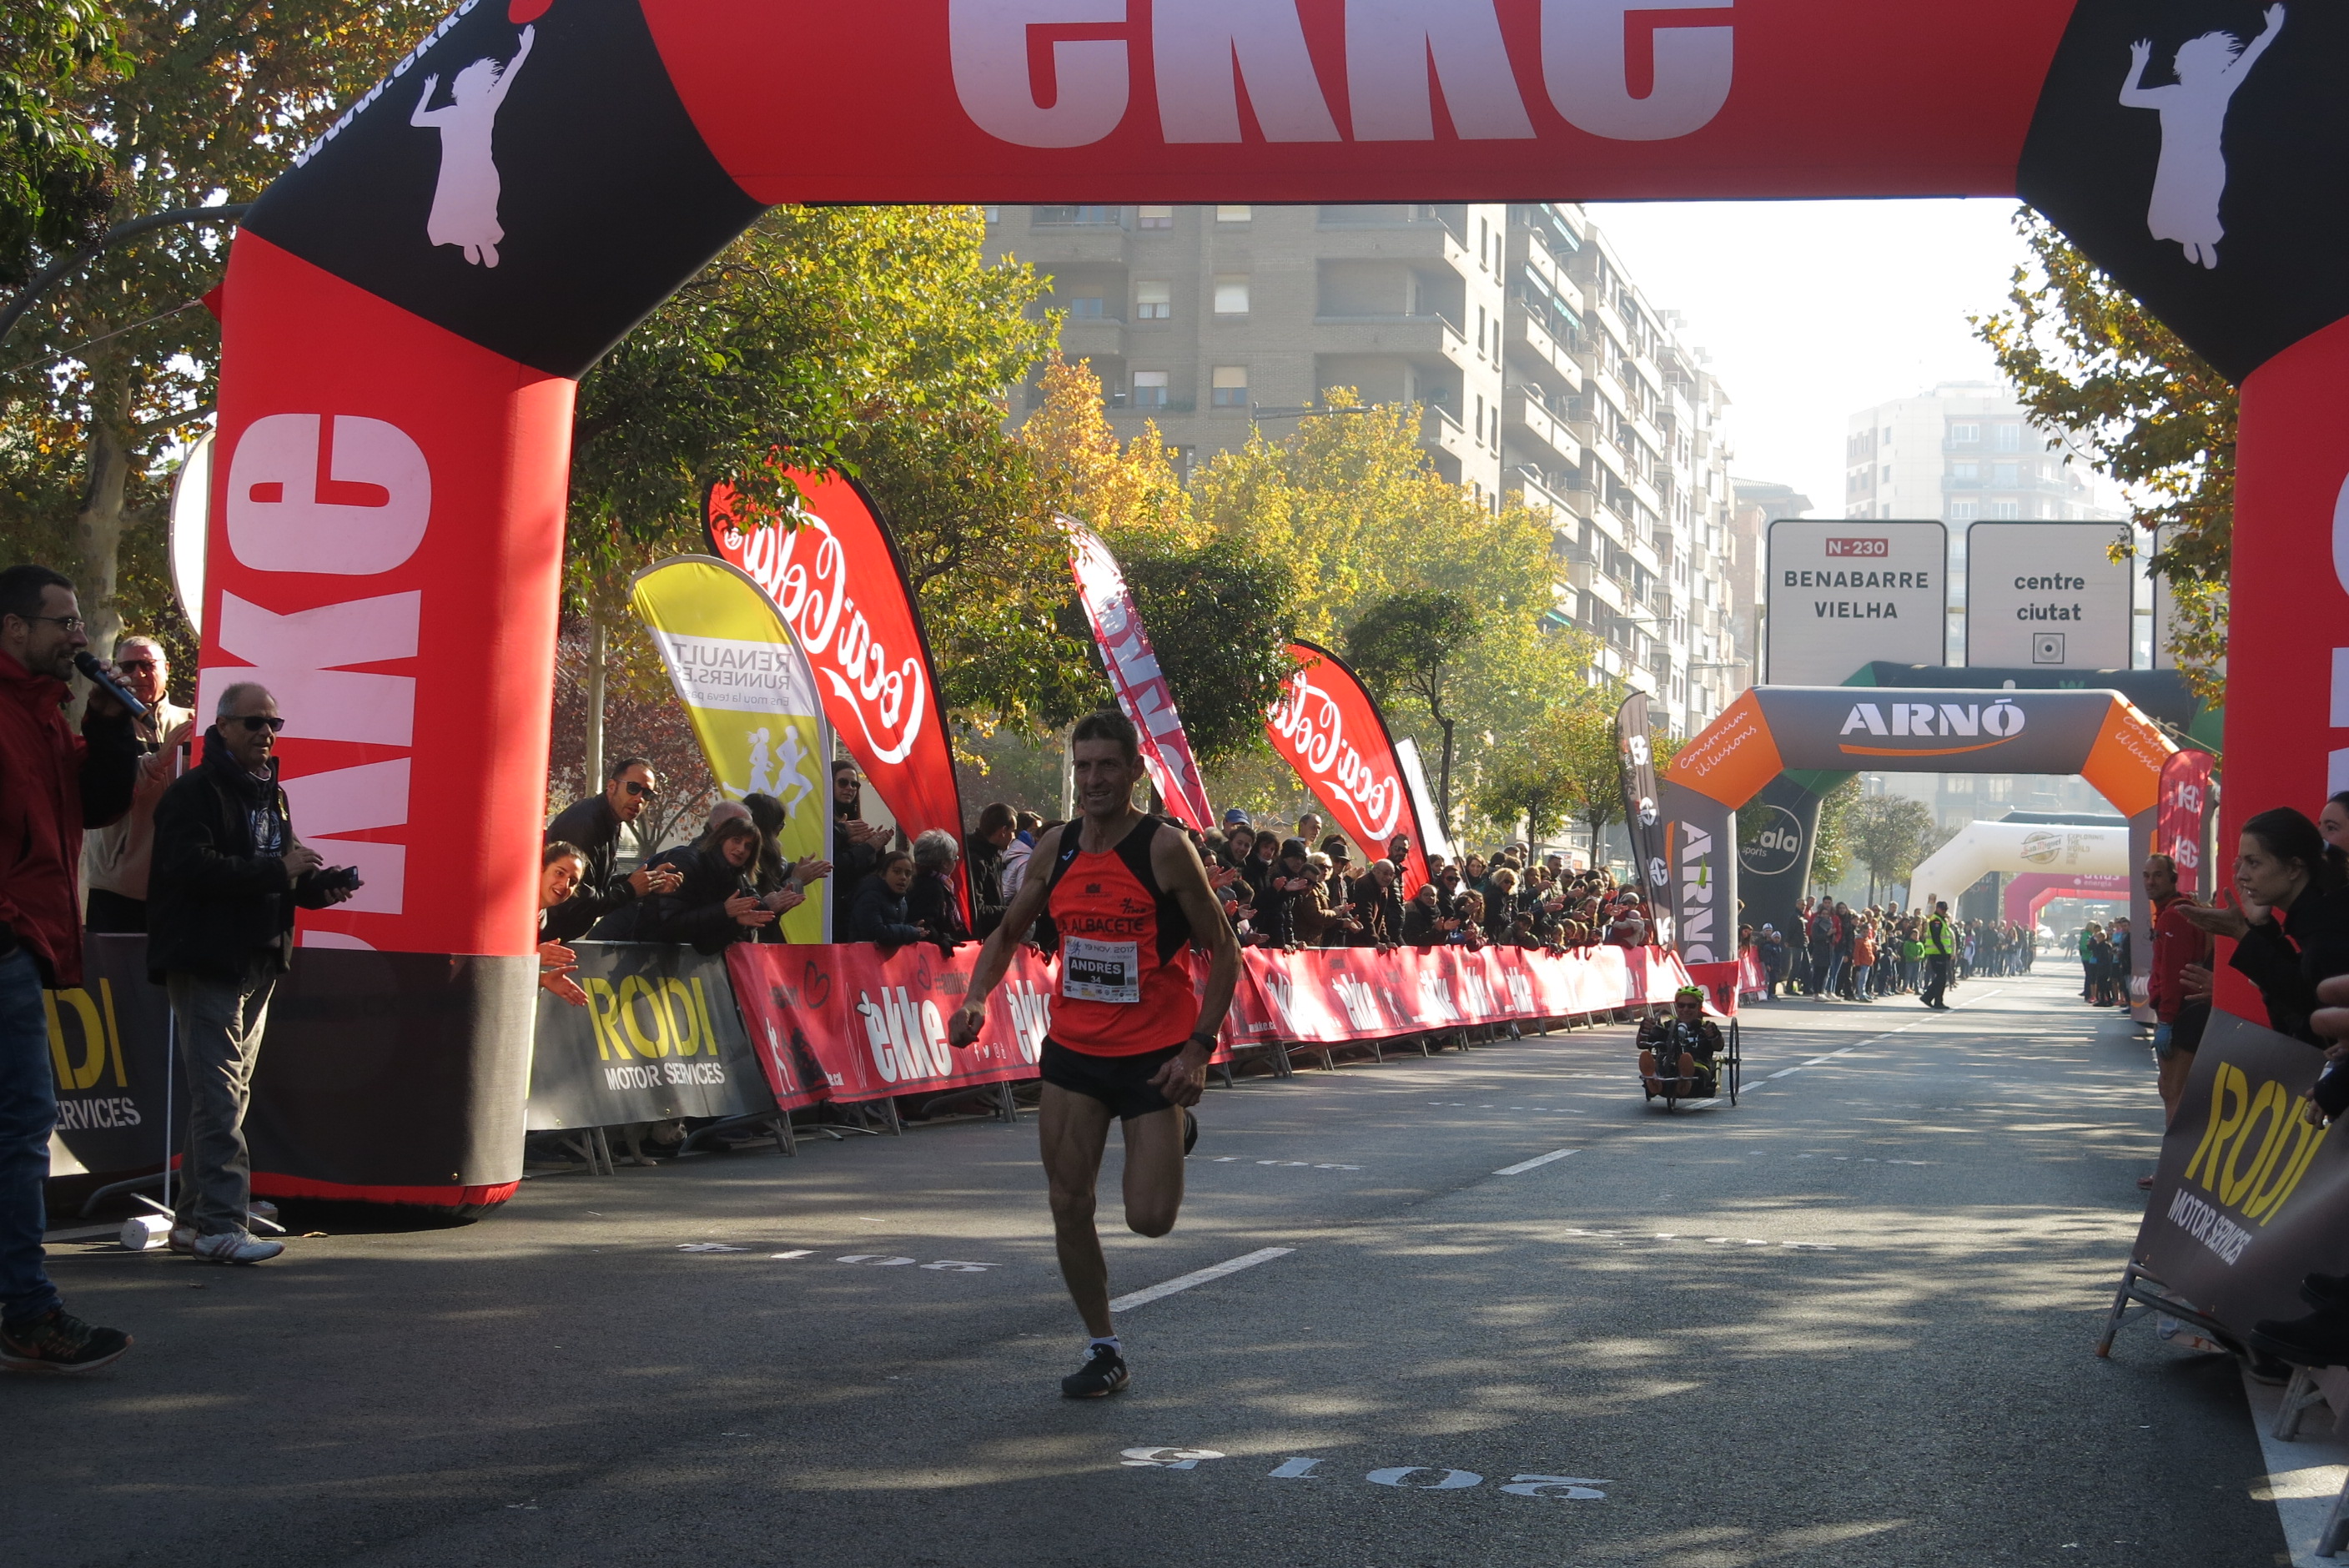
[1043,813,1199,1057]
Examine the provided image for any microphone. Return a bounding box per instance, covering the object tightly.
[73,651,149,719]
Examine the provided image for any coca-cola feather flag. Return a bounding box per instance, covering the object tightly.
[1062,520,1215,832]
[707,468,968,917]
[1265,641,1431,894]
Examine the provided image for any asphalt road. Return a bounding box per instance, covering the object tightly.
[5,965,2291,1568]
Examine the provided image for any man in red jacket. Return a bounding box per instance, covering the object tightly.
[0,565,139,1374]
[2145,852,2212,1126]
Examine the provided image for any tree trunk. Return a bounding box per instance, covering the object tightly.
[584,614,607,797]
[1436,716,1456,838]
[72,357,135,658]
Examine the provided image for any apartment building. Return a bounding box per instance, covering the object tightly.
[983,202,1744,737]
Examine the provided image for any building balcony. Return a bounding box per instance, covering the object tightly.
[1311,313,1474,374]
[1502,300,1584,394]
[1059,316,1125,360]
[1504,384,1580,469]
[1510,465,1580,520]
[1309,214,1476,274]
[1420,403,1476,470]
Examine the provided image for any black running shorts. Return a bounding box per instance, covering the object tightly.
[1039,1038,1186,1122]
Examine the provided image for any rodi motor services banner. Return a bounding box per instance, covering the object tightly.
[1265,641,1431,892]
[526,942,772,1130]
[1063,520,1215,832]
[2130,1011,2344,1338]
[630,555,832,942]
[707,465,968,915]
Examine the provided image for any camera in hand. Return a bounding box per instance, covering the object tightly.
[314,864,365,896]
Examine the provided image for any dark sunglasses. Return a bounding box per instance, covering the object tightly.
[622,780,658,798]
[116,657,157,673]
[231,715,285,734]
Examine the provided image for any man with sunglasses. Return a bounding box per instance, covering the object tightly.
[148,682,359,1265]
[541,757,684,943]
[0,565,141,1371]
[82,636,194,935]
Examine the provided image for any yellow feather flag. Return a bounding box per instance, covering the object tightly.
[629,555,832,943]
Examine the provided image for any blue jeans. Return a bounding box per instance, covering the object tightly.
[0,946,61,1328]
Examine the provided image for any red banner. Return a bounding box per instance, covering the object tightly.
[727,940,1701,1107]
[1064,520,1215,832]
[2156,750,2215,897]
[708,468,967,912]
[727,942,1051,1108]
[1265,641,1431,892]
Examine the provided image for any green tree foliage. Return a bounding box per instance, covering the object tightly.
[0,1,453,656]
[1472,702,1582,847]
[1343,590,1480,830]
[1974,208,2232,702]
[1115,533,1296,767]
[562,204,1076,778]
[1847,793,1937,904]
[0,0,125,283]
[1807,776,1864,893]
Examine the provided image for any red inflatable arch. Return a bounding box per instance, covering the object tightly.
[202,0,2349,1205]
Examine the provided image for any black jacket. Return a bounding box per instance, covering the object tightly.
[598,842,757,955]
[965,832,1007,938]
[831,807,883,923]
[908,867,968,949]
[541,793,642,943]
[851,878,924,945]
[147,728,336,983]
[2231,883,2349,1046]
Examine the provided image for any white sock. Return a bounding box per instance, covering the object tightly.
[1089,1334,1121,1354]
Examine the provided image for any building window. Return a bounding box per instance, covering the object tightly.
[983,206,999,224]
[1066,290,1105,319]
[1987,776,2013,801]
[1949,422,1979,444]
[1949,499,1979,521]
[1135,280,1171,319]
[1133,370,1169,410]
[1211,365,1248,408]
[1993,424,2022,451]
[1215,204,1252,224]
[1138,205,1174,229]
[1881,464,1892,480]
[1989,500,2020,520]
[1213,275,1250,315]
[1034,204,1119,226]
[1952,460,1978,479]
[1993,462,2020,486]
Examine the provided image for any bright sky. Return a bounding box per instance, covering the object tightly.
[1579,199,2040,518]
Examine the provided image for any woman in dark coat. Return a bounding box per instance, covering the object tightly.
[851,849,927,946]
[632,815,786,953]
[2181,807,2349,1045]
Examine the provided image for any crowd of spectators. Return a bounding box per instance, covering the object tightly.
[1756,896,2035,1004]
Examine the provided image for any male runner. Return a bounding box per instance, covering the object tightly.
[949,710,1240,1399]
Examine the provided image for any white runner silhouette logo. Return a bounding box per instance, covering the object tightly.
[410,23,535,266]
[2118,4,2283,269]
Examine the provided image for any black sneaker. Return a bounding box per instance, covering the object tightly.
[1061,1344,1129,1399]
[0,1309,132,1375]
[1183,1108,1199,1158]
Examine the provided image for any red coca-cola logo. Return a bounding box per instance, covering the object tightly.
[716,509,927,765]
[1270,672,1405,839]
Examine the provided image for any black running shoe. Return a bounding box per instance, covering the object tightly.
[2248,1308,2349,1369]
[1183,1107,1199,1158]
[1061,1344,1129,1399]
[0,1309,131,1375]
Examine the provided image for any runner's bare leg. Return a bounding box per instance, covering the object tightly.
[1039,1084,1117,1336]
[1120,1107,1185,1238]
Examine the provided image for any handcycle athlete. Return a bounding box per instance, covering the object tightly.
[949,710,1241,1399]
[1638,985,1726,1101]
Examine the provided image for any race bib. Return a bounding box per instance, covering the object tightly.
[1062,937,1142,1004]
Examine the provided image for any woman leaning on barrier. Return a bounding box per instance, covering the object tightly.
[2180,807,2349,1046]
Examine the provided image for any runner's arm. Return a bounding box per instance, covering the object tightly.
[1154,825,1241,1047]
[947,824,1065,1048]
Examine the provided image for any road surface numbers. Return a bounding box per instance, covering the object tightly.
[677,1246,996,1271]
[1121,1450,1607,1499]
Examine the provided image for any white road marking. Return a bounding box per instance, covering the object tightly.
[1110,1246,1294,1311]
[1494,1148,1582,1175]
[770,1249,812,1259]
[1770,1068,1803,1079]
